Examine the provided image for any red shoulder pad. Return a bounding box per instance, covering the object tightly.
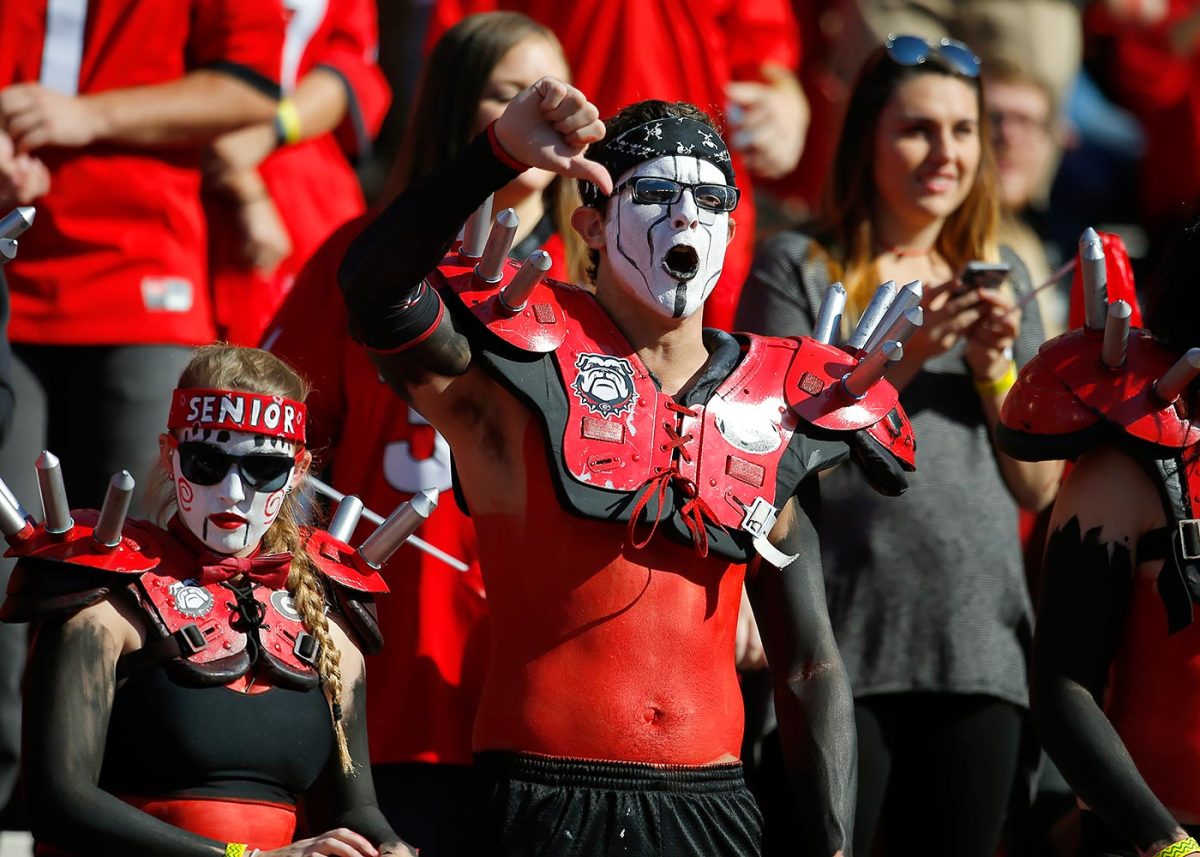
[432,250,590,353]
[1001,329,1199,450]
[4,509,162,574]
[304,528,388,594]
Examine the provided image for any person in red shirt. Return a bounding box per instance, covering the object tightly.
[425,0,809,332]
[264,13,582,855]
[204,0,391,348]
[0,0,287,828]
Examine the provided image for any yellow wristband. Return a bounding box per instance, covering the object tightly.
[274,98,302,147]
[973,360,1017,398]
[1156,837,1200,857]
[225,844,248,857]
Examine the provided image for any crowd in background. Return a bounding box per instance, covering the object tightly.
[0,0,1198,855]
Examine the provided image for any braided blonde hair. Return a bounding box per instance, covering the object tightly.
[149,344,354,774]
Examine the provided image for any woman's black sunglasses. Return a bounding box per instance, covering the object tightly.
[176,441,296,493]
[884,34,981,79]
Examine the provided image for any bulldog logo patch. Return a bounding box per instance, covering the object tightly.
[169,580,214,618]
[571,353,639,418]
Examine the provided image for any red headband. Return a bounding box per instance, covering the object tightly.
[167,388,307,444]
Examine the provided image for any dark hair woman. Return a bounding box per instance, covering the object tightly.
[735,35,1062,857]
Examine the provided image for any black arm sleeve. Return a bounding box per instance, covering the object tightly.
[1032,517,1182,851]
[24,616,226,856]
[0,272,16,444]
[746,479,856,856]
[301,674,408,850]
[338,128,524,352]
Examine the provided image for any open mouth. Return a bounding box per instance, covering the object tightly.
[661,244,700,282]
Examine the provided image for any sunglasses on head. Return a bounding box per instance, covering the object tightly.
[884,34,981,79]
[175,441,297,493]
[613,177,740,213]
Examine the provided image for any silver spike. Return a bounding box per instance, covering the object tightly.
[0,239,16,265]
[477,208,519,283]
[847,281,899,351]
[326,494,364,544]
[358,488,440,569]
[459,195,495,261]
[35,451,73,535]
[0,476,31,542]
[0,475,29,522]
[876,306,924,349]
[812,283,847,345]
[1100,300,1132,370]
[842,341,904,399]
[866,280,923,351]
[1079,228,1109,331]
[0,207,35,241]
[1154,348,1200,404]
[500,250,553,313]
[93,471,134,548]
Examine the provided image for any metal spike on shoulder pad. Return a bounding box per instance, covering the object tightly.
[875,307,923,350]
[0,239,16,266]
[842,341,903,400]
[1079,227,1109,332]
[847,281,899,351]
[866,280,922,351]
[812,282,847,345]
[0,475,33,544]
[0,207,35,241]
[1101,300,1132,370]
[326,495,364,544]
[357,488,439,569]
[501,250,552,314]
[459,195,494,261]
[477,208,519,283]
[1155,348,1200,404]
[35,451,73,536]
[93,471,134,549]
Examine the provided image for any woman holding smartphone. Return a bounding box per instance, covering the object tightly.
[735,35,1062,857]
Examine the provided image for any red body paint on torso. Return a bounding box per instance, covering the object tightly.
[1107,573,1200,818]
[470,422,746,765]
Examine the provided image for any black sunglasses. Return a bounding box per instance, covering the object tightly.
[884,34,981,79]
[176,441,296,493]
[613,176,740,213]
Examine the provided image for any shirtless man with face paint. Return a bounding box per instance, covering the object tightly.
[340,79,916,857]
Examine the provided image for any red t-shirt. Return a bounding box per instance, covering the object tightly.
[210,0,391,347]
[425,0,802,331]
[0,0,286,347]
[265,216,569,765]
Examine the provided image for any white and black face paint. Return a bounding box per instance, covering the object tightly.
[606,155,731,320]
[169,427,297,556]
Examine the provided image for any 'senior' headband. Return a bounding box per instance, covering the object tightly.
[168,388,307,445]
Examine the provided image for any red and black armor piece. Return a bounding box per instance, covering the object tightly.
[431,242,916,565]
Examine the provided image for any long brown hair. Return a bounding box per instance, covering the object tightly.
[819,42,1001,316]
[150,345,354,774]
[389,12,587,281]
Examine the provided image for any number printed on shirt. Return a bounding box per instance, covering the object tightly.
[41,0,88,95]
[281,0,327,94]
[383,407,453,495]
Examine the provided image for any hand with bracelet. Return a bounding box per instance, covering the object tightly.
[964,286,1020,399]
[227,827,416,856]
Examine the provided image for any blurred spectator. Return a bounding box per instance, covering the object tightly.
[735,36,1061,856]
[263,13,582,855]
[425,0,807,332]
[0,0,284,825]
[206,0,391,347]
[1084,0,1200,263]
[984,58,1068,336]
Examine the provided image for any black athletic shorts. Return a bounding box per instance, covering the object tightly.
[463,751,763,856]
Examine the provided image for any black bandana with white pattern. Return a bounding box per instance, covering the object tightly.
[581,116,736,207]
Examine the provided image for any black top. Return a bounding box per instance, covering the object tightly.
[100,665,333,805]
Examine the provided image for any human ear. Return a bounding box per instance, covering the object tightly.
[571,206,607,250]
[728,216,738,243]
[291,450,313,488]
[158,433,175,473]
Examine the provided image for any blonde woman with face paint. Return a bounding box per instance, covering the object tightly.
[736,36,1063,857]
[2,345,414,857]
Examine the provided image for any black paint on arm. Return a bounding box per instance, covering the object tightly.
[1032,516,1182,851]
[338,129,524,389]
[23,614,226,856]
[746,479,856,856]
[301,675,410,851]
